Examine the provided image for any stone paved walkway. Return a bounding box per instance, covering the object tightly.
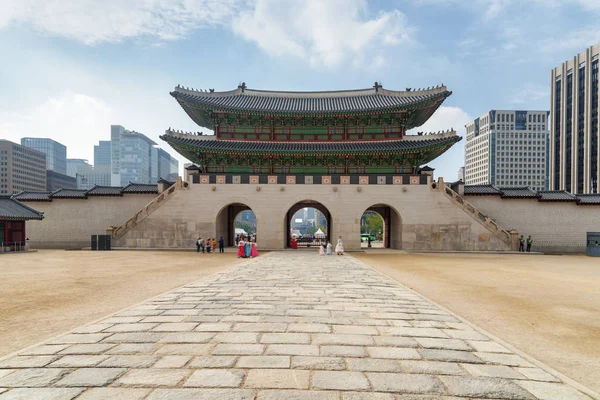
[0,252,594,400]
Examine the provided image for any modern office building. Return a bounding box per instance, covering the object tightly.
[458,166,465,182]
[46,170,77,191]
[75,164,111,190]
[21,138,67,175]
[67,159,90,178]
[550,42,600,193]
[0,140,47,194]
[465,110,550,191]
[106,125,178,186]
[94,141,111,167]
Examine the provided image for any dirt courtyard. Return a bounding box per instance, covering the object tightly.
[0,250,239,357]
[354,252,600,393]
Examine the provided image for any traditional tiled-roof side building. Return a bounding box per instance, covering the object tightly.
[0,195,44,249]
[161,83,461,174]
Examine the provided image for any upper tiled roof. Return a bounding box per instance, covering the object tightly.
[86,186,124,196]
[463,185,502,195]
[538,190,577,202]
[499,187,539,198]
[161,132,461,154]
[51,189,88,199]
[0,195,44,220]
[122,183,159,194]
[12,191,52,202]
[575,194,600,204]
[171,84,451,114]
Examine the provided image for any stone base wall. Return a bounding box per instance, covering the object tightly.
[465,196,600,253]
[22,195,157,249]
[113,182,510,251]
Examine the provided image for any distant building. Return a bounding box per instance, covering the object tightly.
[94,141,111,167]
[67,159,90,178]
[465,110,550,191]
[21,137,67,175]
[76,165,111,190]
[0,140,47,194]
[550,42,600,193]
[105,125,178,186]
[458,166,466,182]
[46,170,77,191]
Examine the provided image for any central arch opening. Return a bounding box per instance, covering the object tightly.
[286,200,331,248]
[216,203,256,247]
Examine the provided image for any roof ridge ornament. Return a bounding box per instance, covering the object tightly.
[373,81,382,92]
[238,82,247,92]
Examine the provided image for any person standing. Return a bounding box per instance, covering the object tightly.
[218,236,224,253]
[367,236,372,248]
[196,237,202,253]
[206,238,212,254]
[290,235,298,249]
[518,235,525,252]
[245,237,251,258]
[212,238,217,253]
[335,236,344,255]
[526,236,533,252]
[326,241,332,255]
[237,237,245,258]
[235,234,240,245]
[250,239,259,258]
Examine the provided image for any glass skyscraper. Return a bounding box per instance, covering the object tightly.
[106,125,178,186]
[21,137,67,175]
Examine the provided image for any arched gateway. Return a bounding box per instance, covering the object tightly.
[286,200,331,248]
[110,82,509,251]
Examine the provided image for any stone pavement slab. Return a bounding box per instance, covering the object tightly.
[0,252,595,399]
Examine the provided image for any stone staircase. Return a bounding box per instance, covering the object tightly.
[443,184,516,248]
[107,178,188,242]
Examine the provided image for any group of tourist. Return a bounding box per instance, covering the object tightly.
[237,235,259,258]
[290,235,345,255]
[196,237,224,253]
[519,235,533,252]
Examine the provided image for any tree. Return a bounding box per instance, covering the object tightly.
[361,212,383,236]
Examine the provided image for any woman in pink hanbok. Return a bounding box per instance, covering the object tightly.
[237,238,245,258]
[250,239,259,257]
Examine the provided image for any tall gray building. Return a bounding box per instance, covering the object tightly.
[106,125,178,186]
[21,137,67,175]
[550,42,600,193]
[465,110,550,191]
[94,141,111,167]
[67,159,89,178]
[0,140,47,194]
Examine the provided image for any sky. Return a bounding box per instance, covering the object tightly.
[0,0,599,180]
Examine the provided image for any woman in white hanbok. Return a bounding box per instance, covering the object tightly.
[335,236,344,255]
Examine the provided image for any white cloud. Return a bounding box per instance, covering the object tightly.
[0,90,113,162]
[232,0,412,68]
[538,27,600,55]
[0,0,241,45]
[409,106,471,137]
[408,106,471,180]
[511,84,549,104]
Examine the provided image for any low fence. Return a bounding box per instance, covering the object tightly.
[296,238,328,247]
[1,241,28,253]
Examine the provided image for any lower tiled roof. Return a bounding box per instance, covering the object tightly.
[161,135,461,154]
[463,185,600,205]
[86,186,124,196]
[463,185,502,195]
[538,190,577,202]
[12,191,52,201]
[499,187,538,198]
[575,194,600,204]
[0,195,44,220]
[51,189,88,199]
[122,183,159,194]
